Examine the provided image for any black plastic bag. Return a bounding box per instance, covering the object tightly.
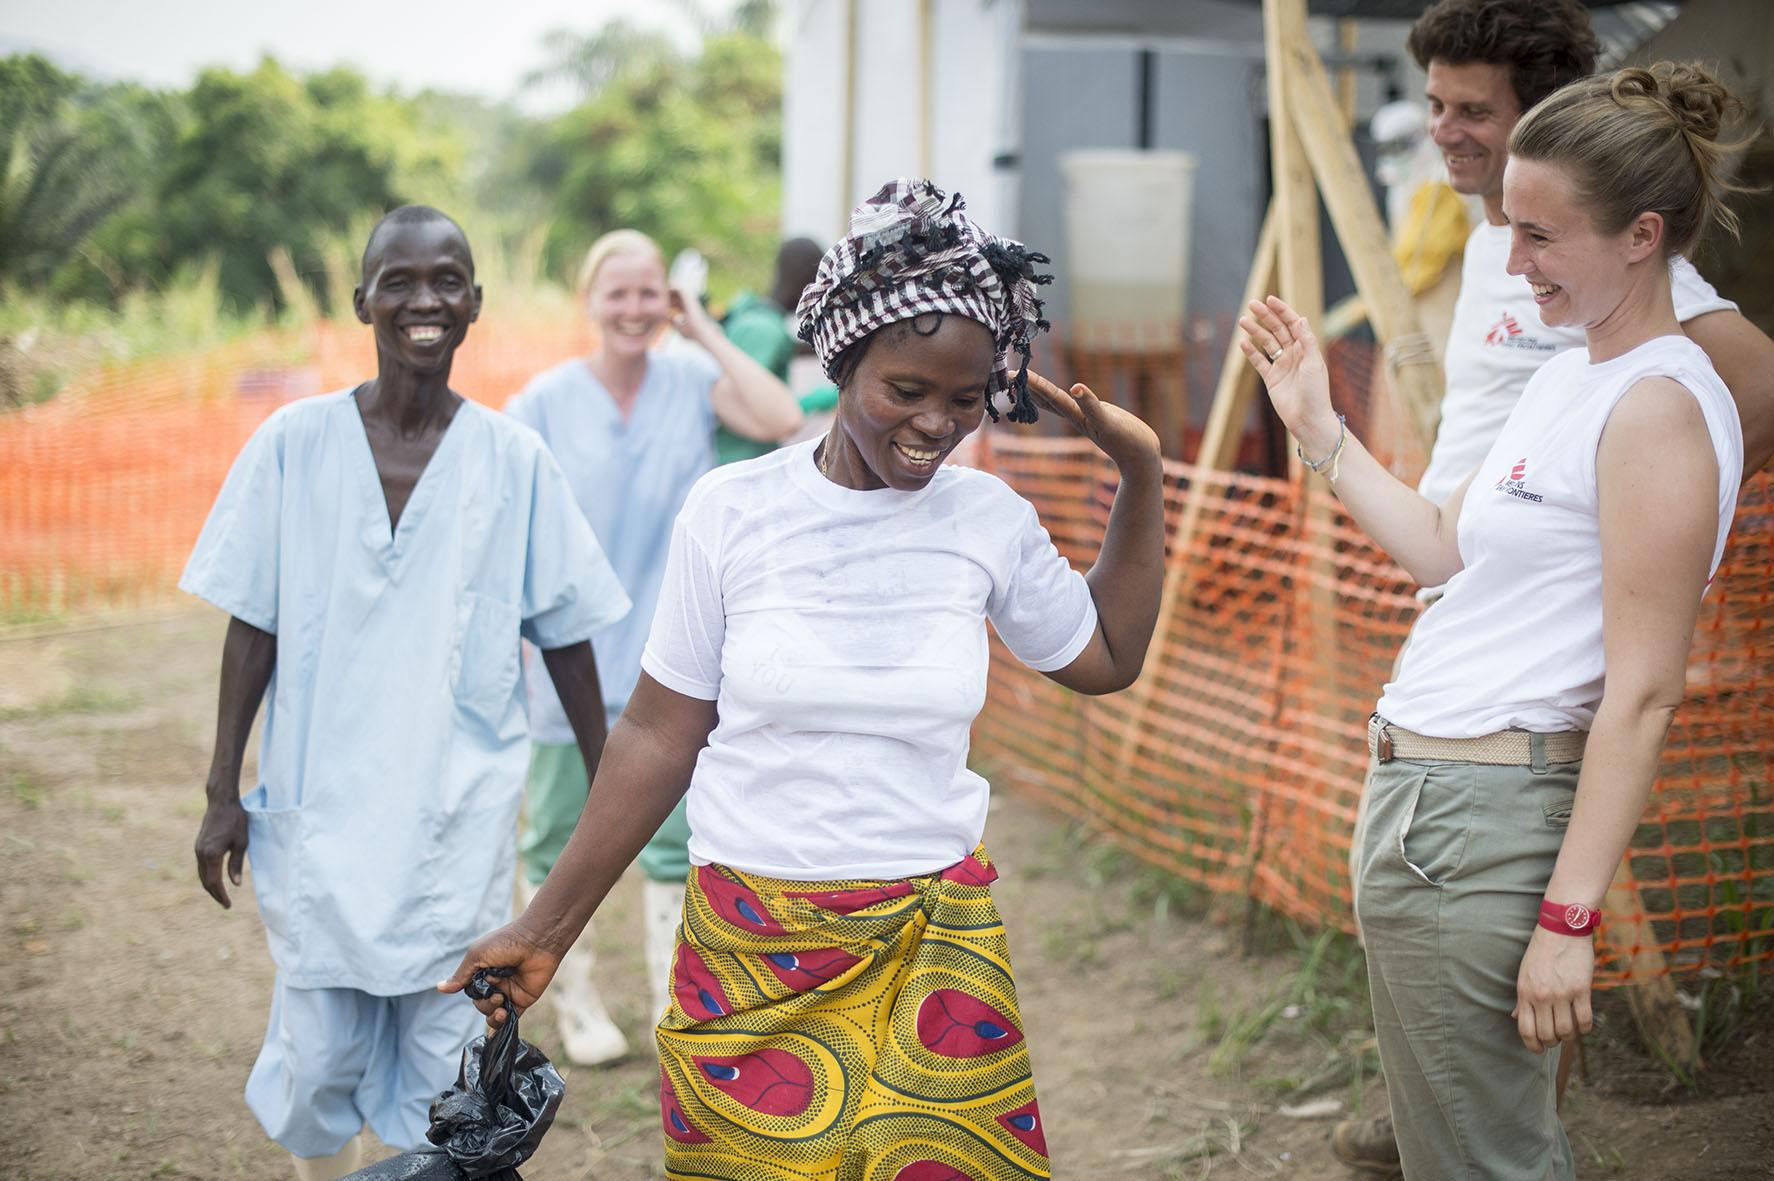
[346,969,566,1181]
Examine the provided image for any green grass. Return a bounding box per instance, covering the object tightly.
[9,772,42,809]
[0,262,272,407]
[1202,918,1376,1110]
[1578,1132,1628,1174]
[0,684,141,720]
[1146,1118,1258,1176]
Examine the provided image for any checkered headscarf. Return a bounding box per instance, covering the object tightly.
[795,178,1053,423]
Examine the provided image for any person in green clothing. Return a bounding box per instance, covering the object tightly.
[714,237,840,465]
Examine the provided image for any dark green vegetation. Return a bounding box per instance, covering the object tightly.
[0,3,782,404]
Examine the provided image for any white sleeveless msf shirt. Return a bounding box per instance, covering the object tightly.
[1378,334,1743,737]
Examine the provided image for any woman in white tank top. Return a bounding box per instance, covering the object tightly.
[1241,64,1748,1178]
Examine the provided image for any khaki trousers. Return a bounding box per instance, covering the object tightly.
[1354,751,1581,1181]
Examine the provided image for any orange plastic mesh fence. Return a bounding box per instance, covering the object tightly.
[5,323,1770,987]
[975,422,1773,989]
[1,318,589,623]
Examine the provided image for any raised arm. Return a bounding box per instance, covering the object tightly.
[1241,296,1470,587]
[194,616,275,908]
[1683,308,1774,478]
[671,289,803,442]
[1512,376,1720,1054]
[439,673,717,1024]
[1023,373,1166,695]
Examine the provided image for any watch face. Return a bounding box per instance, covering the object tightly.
[1564,903,1592,929]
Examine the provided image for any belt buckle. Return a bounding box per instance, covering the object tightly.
[1375,721,1395,764]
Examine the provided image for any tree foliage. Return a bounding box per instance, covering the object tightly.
[0,0,783,313]
[150,60,456,312]
[0,56,169,294]
[527,15,783,298]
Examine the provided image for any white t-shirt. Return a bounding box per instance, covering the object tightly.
[640,439,1098,879]
[1415,222,1736,504]
[1379,335,1742,736]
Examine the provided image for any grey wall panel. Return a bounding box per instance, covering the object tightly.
[1152,50,1266,331]
[1026,0,1264,40]
[1016,44,1267,333]
[1017,31,1405,334]
[1015,46,1140,328]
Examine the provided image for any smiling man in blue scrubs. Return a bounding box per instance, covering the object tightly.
[181,206,631,1181]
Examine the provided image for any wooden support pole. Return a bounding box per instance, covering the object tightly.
[1111,207,1277,781]
[917,0,934,180]
[1266,0,1321,331]
[1336,19,1358,125]
[1198,207,1279,474]
[1281,25,1442,445]
[838,0,859,239]
[1264,0,1338,707]
[1604,856,1700,1073]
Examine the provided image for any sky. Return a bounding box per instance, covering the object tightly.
[0,0,734,111]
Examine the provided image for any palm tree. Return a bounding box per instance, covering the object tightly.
[0,57,158,293]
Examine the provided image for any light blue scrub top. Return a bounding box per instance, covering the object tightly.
[180,390,630,994]
[505,351,720,742]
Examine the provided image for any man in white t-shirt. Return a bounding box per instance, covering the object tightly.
[1334,1,1774,1175]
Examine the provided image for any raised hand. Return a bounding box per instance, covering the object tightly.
[1238,296,1340,454]
[668,288,719,345]
[1025,372,1161,471]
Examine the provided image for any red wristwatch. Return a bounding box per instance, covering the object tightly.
[1538,900,1599,937]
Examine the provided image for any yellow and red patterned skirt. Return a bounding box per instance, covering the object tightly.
[655,847,1050,1180]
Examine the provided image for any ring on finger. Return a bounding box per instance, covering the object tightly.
[1266,347,1281,362]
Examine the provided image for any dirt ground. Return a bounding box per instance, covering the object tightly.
[2,612,1770,1180]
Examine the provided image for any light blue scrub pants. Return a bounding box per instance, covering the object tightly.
[246,973,482,1157]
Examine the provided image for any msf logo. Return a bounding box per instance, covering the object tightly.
[1484,311,1556,352]
[1485,313,1523,346]
[1495,457,1544,503]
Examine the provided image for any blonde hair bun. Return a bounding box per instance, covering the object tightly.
[1609,62,1741,147]
[1511,60,1755,256]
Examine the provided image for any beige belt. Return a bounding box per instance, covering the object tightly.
[1367,714,1586,767]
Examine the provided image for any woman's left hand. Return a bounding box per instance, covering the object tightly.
[1512,926,1595,1053]
[1026,372,1161,471]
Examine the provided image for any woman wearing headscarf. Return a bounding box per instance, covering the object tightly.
[444,179,1164,1177]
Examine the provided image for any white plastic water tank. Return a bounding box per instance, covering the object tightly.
[1060,149,1196,352]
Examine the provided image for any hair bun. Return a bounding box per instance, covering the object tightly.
[1514,59,1753,258]
[1624,61,1741,144]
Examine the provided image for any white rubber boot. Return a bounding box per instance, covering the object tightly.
[290,1134,363,1181]
[519,879,628,1066]
[644,878,688,1017]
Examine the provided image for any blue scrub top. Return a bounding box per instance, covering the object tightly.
[180,390,631,994]
[505,350,720,741]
